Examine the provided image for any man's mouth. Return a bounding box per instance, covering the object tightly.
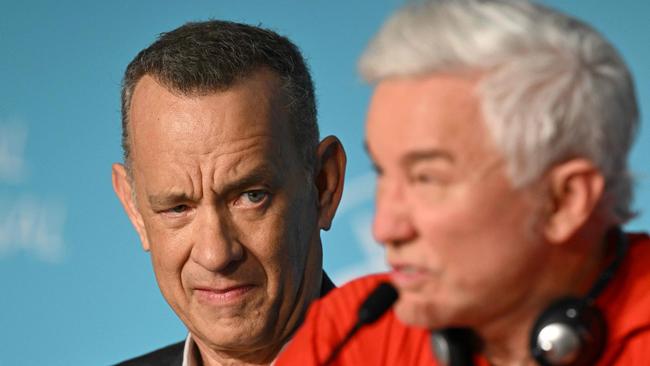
[194,284,256,305]
[389,264,430,290]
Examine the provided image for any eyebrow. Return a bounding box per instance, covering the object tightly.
[219,166,279,196]
[146,166,279,208]
[148,191,193,209]
[401,149,454,166]
[363,141,454,167]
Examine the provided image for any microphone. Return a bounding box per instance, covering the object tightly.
[322,282,399,366]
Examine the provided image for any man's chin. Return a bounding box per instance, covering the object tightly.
[192,323,269,352]
[185,306,269,343]
[394,298,446,330]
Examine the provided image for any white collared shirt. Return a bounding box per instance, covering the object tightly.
[181,333,197,366]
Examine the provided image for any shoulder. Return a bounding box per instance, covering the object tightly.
[314,273,392,326]
[600,232,650,314]
[319,273,392,310]
[598,327,650,365]
[623,233,650,300]
[604,232,650,312]
[114,341,185,366]
[598,233,650,363]
[291,273,392,340]
[277,273,435,365]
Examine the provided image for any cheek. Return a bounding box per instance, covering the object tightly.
[240,214,301,284]
[280,191,319,267]
[414,193,540,286]
[267,201,319,302]
[417,206,546,308]
[244,225,287,276]
[411,203,486,273]
[145,224,191,293]
[421,180,534,244]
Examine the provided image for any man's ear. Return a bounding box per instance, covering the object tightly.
[543,158,605,244]
[314,136,346,231]
[111,163,151,251]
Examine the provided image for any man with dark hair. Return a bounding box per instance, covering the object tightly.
[112,20,346,365]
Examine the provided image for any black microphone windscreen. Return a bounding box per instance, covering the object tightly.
[357,282,399,325]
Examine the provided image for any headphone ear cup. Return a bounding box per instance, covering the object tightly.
[530,297,606,366]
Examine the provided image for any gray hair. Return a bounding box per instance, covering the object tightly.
[121,20,319,176]
[360,0,639,223]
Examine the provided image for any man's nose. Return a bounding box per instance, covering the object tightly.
[372,180,416,246]
[190,207,243,272]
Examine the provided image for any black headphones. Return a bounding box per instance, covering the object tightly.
[430,227,628,366]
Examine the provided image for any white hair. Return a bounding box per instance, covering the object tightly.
[359,0,639,223]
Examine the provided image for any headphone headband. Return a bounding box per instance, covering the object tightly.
[584,226,628,303]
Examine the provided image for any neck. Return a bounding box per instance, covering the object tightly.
[194,339,282,366]
[476,231,608,366]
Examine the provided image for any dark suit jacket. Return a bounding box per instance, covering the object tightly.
[114,272,336,366]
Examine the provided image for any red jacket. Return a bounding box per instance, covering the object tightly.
[277,233,650,365]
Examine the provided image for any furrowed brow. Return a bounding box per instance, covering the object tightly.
[148,192,193,209]
[219,166,279,195]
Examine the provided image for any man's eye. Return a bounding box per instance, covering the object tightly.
[414,173,437,184]
[233,190,270,208]
[166,205,189,214]
[409,168,448,186]
[243,190,268,204]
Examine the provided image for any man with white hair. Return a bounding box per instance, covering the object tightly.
[277,0,650,365]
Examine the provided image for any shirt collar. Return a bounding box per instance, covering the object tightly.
[181,333,198,366]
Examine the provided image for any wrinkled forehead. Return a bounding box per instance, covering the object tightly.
[128,71,295,162]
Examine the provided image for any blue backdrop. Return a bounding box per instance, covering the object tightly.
[1,1,648,365]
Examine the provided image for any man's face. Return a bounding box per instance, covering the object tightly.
[117,71,322,353]
[366,74,550,329]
